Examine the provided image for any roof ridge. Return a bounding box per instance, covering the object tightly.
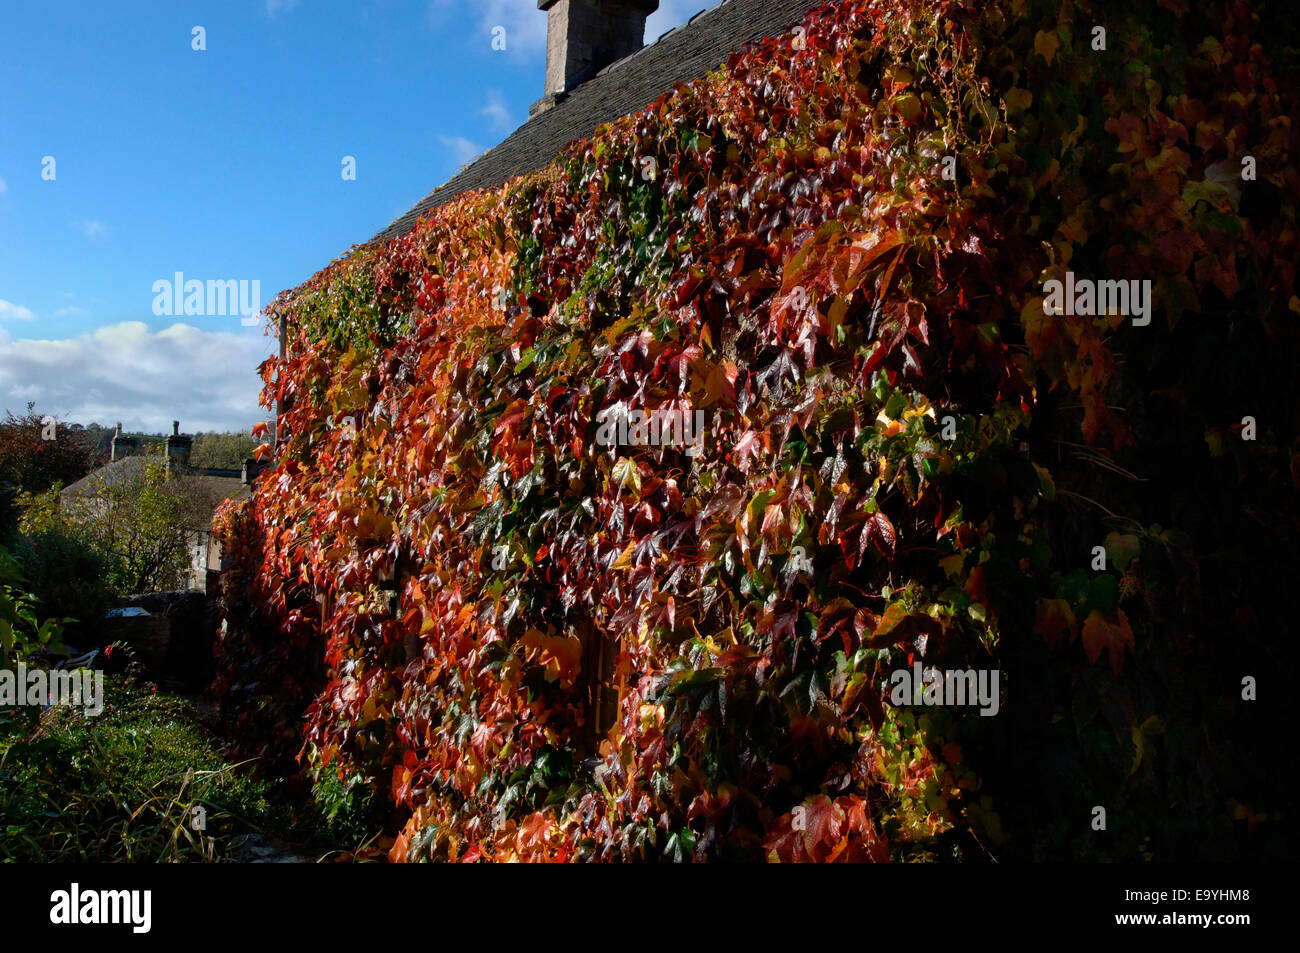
[365,0,819,244]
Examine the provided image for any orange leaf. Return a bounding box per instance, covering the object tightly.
[791,794,845,856]
[1034,29,1060,65]
[1081,610,1134,674]
[1034,598,1077,648]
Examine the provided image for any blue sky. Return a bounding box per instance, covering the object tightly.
[0,0,708,433]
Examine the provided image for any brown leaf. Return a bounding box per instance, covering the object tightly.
[1081,610,1134,675]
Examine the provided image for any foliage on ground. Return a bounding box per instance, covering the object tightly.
[0,672,381,862]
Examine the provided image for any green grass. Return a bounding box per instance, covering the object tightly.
[0,674,380,862]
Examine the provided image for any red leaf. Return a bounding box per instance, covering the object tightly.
[1081,610,1135,675]
[731,429,765,474]
[865,512,896,556]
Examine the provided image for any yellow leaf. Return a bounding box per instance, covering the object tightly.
[1060,114,1088,155]
[1005,87,1033,112]
[1034,30,1060,65]
[939,554,964,580]
[611,540,635,570]
[902,396,934,420]
[1129,716,1165,775]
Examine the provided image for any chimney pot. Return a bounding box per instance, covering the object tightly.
[164,422,192,475]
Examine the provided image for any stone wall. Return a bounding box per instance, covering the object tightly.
[102,590,215,691]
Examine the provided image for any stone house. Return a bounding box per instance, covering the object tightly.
[59,421,264,594]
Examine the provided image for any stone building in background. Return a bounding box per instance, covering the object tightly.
[61,420,267,594]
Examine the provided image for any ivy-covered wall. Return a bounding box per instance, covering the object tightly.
[214,0,1297,861]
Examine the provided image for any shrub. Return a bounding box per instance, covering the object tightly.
[0,546,68,665]
[23,455,210,596]
[10,528,116,648]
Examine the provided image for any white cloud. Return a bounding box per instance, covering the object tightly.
[0,177,8,196]
[71,219,110,240]
[54,306,91,317]
[0,321,273,432]
[481,89,512,134]
[0,299,36,322]
[439,135,483,169]
[266,0,301,14]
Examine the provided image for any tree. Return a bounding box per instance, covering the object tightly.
[190,430,257,470]
[0,404,104,541]
[22,453,226,594]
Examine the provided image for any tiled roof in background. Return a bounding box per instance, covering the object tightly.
[59,455,151,497]
[61,457,247,513]
[374,0,821,242]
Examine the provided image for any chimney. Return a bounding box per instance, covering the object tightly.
[111,422,138,462]
[164,420,192,476]
[241,456,268,487]
[531,0,658,117]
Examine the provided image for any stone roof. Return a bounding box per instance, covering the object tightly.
[61,457,247,514]
[375,0,821,242]
[59,455,152,497]
[184,474,248,505]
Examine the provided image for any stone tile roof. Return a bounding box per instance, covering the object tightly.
[374,0,821,242]
[185,474,248,504]
[61,458,247,513]
[59,455,151,497]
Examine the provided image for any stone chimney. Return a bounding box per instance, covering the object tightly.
[111,422,138,462]
[241,456,268,487]
[531,0,658,117]
[164,420,192,476]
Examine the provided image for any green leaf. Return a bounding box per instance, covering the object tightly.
[1103,533,1140,572]
[1086,575,1118,613]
